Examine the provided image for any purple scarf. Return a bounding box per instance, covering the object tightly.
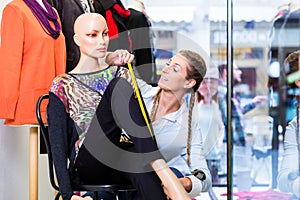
[23,0,61,39]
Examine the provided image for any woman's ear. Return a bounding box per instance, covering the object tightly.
[73,34,81,46]
[184,79,196,89]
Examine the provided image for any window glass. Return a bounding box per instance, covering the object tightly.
[145,0,299,199]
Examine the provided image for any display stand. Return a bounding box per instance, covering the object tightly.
[29,126,38,200]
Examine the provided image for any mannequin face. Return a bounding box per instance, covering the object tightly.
[158,54,195,93]
[74,13,109,59]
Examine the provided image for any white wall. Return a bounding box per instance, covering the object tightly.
[0,120,54,200]
[0,1,54,200]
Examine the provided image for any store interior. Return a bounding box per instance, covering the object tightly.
[0,0,299,199]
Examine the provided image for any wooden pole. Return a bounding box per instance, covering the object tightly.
[29,126,38,200]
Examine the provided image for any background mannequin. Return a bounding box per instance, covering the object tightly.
[0,0,65,125]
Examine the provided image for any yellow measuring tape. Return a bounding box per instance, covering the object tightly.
[127,62,154,140]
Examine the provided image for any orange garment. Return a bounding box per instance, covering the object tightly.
[0,0,66,125]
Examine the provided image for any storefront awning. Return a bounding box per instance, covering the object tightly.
[209,6,278,22]
[146,6,195,23]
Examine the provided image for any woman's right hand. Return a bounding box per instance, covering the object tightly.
[105,50,134,66]
[151,159,190,200]
[71,195,93,200]
[178,177,192,192]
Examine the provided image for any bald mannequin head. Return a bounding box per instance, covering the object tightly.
[74,13,107,34]
[73,13,109,59]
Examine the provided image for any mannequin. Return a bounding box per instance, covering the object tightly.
[48,0,156,83]
[47,13,189,200]
[0,0,65,125]
[0,0,65,199]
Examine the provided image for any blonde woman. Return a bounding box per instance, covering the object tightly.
[137,50,212,198]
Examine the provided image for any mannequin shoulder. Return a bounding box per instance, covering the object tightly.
[51,74,73,87]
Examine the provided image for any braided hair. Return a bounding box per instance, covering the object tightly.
[150,88,162,122]
[179,50,206,165]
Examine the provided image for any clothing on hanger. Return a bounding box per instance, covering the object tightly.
[80,0,91,13]
[0,0,65,125]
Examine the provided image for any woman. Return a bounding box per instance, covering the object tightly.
[195,67,224,159]
[137,50,212,198]
[195,68,224,183]
[47,13,189,200]
[278,50,300,198]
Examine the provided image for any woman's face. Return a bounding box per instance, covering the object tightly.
[198,78,218,97]
[158,54,195,93]
[75,16,109,59]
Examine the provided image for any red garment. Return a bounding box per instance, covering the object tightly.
[106,4,130,38]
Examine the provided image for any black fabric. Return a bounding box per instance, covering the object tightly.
[48,92,77,200]
[94,1,157,83]
[46,0,88,72]
[94,0,131,52]
[75,77,166,200]
[48,77,165,200]
[125,8,156,84]
[48,0,156,81]
[97,0,115,10]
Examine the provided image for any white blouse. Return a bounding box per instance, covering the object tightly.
[137,79,212,197]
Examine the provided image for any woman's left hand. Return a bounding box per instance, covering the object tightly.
[106,50,135,66]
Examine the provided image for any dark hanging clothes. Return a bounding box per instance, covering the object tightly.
[46,0,95,72]
[48,0,157,82]
[126,8,157,84]
[95,0,132,51]
[94,0,157,83]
